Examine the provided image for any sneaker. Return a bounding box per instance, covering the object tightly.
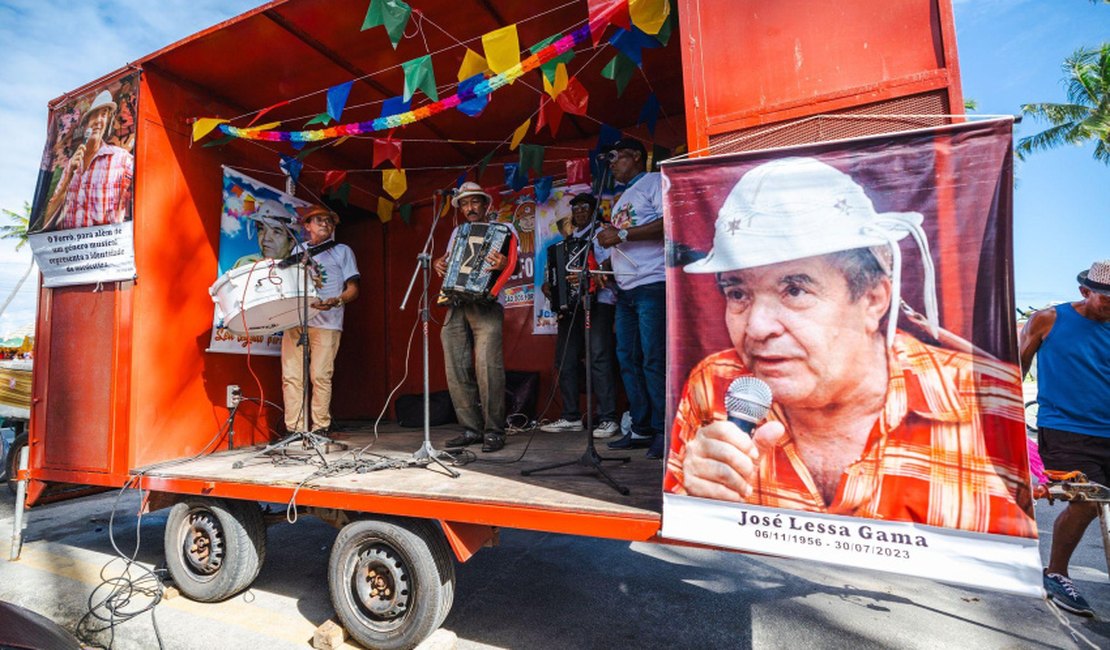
[1043,571,1094,617]
[608,432,653,450]
[540,418,584,433]
[592,421,620,438]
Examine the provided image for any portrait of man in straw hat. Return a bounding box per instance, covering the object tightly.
[663,155,1035,538]
[41,83,135,232]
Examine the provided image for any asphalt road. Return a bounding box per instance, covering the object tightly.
[1,488,1108,649]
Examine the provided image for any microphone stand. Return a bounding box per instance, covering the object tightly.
[522,164,630,495]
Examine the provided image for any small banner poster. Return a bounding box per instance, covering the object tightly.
[28,70,140,287]
[208,167,309,356]
[659,119,1041,597]
[532,183,590,334]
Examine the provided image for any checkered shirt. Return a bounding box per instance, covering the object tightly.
[61,144,134,229]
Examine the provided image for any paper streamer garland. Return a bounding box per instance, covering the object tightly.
[216,24,592,143]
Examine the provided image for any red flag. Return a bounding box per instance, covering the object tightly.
[246,99,290,127]
[373,138,403,168]
[588,0,631,45]
[322,170,347,193]
[536,95,565,137]
[555,77,589,116]
[566,158,589,185]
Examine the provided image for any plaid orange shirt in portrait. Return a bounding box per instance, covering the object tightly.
[665,333,1037,538]
[61,144,133,230]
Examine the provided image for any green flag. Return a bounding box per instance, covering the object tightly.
[519,143,545,177]
[476,150,494,183]
[362,0,412,49]
[400,203,414,225]
[601,52,637,97]
[402,55,438,102]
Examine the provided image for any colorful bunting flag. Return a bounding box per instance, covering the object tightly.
[362,0,412,49]
[279,155,303,184]
[504,163,527,192]
[588,0,631,45]
[566,158,590,185]
[400,203,413,224]
[377,195,394,222]
[247,100,290,128]
[629,0,670,36]
[305,112,334,127]
[519,144,545,177]
[638,92,660,136]
[542,63,569,100]
[326,81,354,122]
[555,77,589,115]
[192,118,228,142]
[322,170,348,193]
[373,138,403,168]
[476,151,494,183]
[655,11,675,46]
[601,52,637,97]
[457,49,489,82]
[530,34,575,84]
[510,118,531,150]
[482,24,521,77]
[537,95,564,136]
[609,26,660,67]
[331,181,351,206]
[456,73,490,117]
[380,95,411,118]
[402,55,438,102]
[382,169,407,199]
[201,134,235,148]
[534,176,553,204]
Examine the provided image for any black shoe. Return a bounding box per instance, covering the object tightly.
[481,432,506,453]
[608,432,652,450]
[645,434,665,460]
[446,429,483,448]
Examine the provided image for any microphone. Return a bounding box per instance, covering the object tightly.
[724,376,772,435]
[83,127,93,142]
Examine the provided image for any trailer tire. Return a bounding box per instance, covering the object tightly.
[5,432,27,495]
[328,517,455,650]
[163,497,267,602]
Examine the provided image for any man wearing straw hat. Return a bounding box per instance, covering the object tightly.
[1020,260,1110,616]
[665,157,1035,537]
[43,88,134,231]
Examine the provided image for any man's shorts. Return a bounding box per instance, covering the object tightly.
[1038,426,1110,485]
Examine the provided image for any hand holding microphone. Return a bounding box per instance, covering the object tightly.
[682,377,785,502]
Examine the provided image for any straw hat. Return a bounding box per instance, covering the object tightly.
[1078,260,1110,295]
[297,204,340,225]
[452,181,492,207]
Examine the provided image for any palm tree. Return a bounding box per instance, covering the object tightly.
[0,202,35,323]
[1017,43,1110,164]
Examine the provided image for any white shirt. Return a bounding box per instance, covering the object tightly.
[608,172,665,290]
[293,238,359,331]
[572,224,617,305]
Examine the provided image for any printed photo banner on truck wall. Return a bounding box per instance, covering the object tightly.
[28,71,140,287]
[208,167,309,356]
[532,183,590,334]
[659,119,1041,597]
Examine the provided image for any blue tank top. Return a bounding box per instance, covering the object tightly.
[1036,303,1110,437]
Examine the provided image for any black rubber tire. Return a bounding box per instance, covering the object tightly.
[328,517,456,650]
[5,432,27,495]
[163,497,267,602]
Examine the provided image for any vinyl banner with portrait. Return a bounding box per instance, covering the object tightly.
[207,167,309,356]
[532,183,590,334]
[27,71,139,288]
[659,119,1040,596]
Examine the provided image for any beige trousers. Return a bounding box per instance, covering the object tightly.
[281,326,342,432]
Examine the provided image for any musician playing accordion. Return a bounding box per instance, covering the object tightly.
[540,193,619,438]
[433,182,520,453]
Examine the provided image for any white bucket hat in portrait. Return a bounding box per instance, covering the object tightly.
[451,181,493,208]
[685,156,939,345]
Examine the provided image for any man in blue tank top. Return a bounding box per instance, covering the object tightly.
[1020,260,1110,616]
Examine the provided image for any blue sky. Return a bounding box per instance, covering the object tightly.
[0,0,1106,336]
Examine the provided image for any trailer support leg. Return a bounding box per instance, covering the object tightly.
[9,445,29,561]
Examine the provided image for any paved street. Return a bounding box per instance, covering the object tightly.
[1,487,1109,649]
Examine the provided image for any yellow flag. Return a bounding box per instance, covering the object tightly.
[439,195,451,217]
[377,196,394,223]
[482,24,520,77]
[382,169,407,200]
[542,63,569,99]
[510,118,531,150]
[192,118,228,142]
[457,48,489,82]
[629,0,670,35]
[241,121,281,132]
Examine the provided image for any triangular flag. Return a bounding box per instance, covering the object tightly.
[609,26,660,67]
[456,73,489,117]
[638,93,660,136]
[305,112,333,127]
[504,163,527,192]
[373,138,403,168]
[601,52,637,97]
[400,203,413,224]
[555,77,588,116]
[382,168,407,200]
[279,155,303,185]
[510,118,531,150]
[377,195,394,223]
[537,95,564,136]
[530,34,575,84]
[330,181,351,206]
[482,24,521,77]
[192,118,228,142]
[566,158,590,185]
[402,55,438,102]
[519,144,545,177]
[476,151,494,183]
[629,0,670,36]
[326,81,354,122]
[457,48,489,82]
[322,170,348,193]
[655,11,675,46]
[362,0,412,49]
[202,134,235,148]
[588,0,631,45]
[439,195,452,218]
[542,63,570,100]
[455,173,467,188]
[295,141,331,161]
[534,176,553,204]
[247,100,289,127]
[380,95,411,118]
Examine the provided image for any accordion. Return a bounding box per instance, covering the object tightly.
[545,237,594,315]
[440,221,515,304]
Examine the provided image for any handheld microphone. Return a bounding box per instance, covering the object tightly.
[724,376,773,435]
[83,127,93,142]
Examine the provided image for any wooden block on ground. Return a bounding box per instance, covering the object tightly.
[162,586,180,600]
[416,629,457,650]
[312,619,348,650]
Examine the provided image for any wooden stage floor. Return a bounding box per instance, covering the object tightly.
[140,422,664,525]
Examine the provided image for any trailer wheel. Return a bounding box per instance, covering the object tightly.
[163,497,267,602]
[328,517,455,650]
[5,432,27,495]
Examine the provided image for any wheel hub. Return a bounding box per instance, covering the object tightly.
[353,545,410,620]
[182,510,225,575]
